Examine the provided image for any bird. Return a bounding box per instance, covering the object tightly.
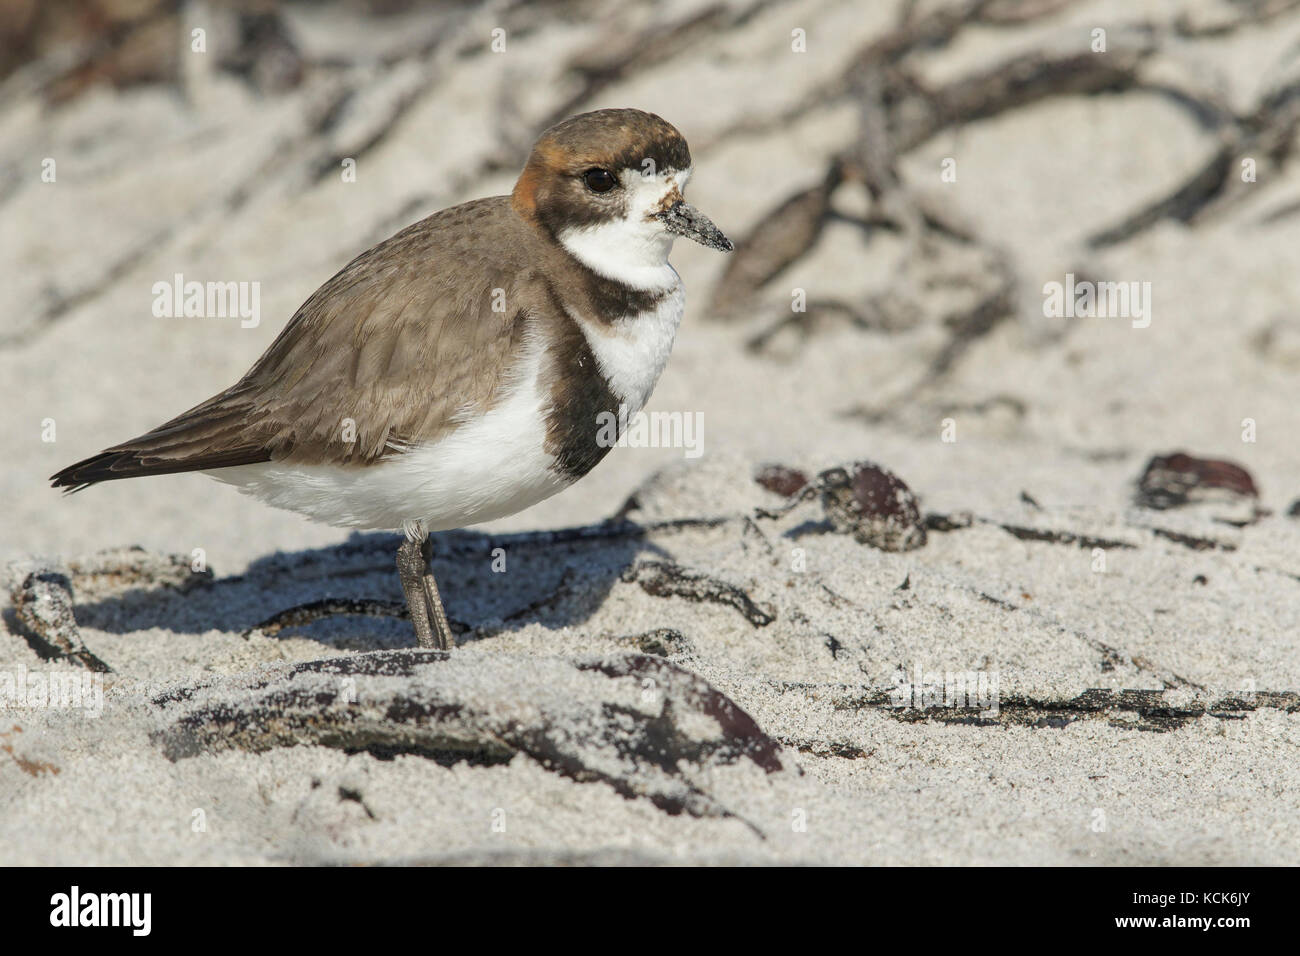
[51,108,733,651]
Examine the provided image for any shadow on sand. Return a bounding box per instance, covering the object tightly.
[53,522,677,651]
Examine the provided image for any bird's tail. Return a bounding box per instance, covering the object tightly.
[50,397,271,493]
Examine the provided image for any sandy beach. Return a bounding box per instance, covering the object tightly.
[2,0,1299,865]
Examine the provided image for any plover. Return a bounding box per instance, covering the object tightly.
[52,108,732,651]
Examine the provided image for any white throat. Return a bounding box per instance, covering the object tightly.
[557,166,693,292]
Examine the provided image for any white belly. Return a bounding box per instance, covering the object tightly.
[209,338,569,532]
[210,283,686,533]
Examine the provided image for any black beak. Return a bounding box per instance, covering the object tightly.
[657,200,733,252]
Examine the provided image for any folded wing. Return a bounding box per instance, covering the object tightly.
[52,197,536,492]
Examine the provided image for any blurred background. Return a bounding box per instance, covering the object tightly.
[5,0,1300,869]
[3,0,1300,573]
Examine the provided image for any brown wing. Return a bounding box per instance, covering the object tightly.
[52,197,540,491]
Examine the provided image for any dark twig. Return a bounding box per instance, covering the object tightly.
[10,565,111,672]
[622,560,776,627]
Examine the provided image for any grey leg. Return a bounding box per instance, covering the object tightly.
[396,523,455,650]
[420,535,455,650]
[396,535,436,648]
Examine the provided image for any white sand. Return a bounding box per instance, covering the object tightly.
[2,0,1299,864]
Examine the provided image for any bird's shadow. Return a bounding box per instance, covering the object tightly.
[66,524,670,651]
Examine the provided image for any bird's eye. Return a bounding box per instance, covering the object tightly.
[583,168,616,193]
